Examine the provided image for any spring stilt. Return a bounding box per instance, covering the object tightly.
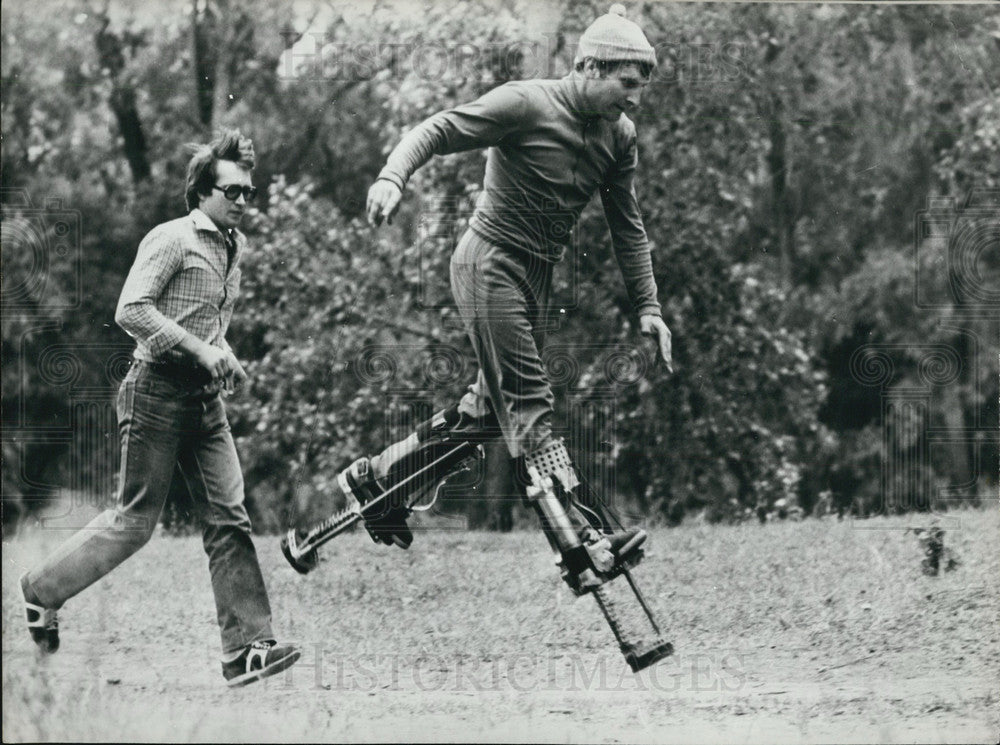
[594,578,674,673]
[281,506,361,574]
[592,584,628,648]
[623,568,662,636]
[305,506,362,547]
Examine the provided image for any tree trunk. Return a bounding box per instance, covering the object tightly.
[210,1,235,124]
[941,326,977,501]
[766,92,794,285]
[109,85,150,182]
[94,17,150,182]
[191,2,215,127]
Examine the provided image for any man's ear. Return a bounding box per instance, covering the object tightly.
[582,57,601,78]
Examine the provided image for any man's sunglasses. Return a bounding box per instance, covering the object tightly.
[213,184,258,202]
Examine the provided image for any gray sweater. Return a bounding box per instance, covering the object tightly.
[377,75,661,317]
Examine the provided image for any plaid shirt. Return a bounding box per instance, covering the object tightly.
[115,209,245,364]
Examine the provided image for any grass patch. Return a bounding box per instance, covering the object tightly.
[3,508,998,743]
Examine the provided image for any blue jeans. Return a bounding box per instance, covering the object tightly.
[22,361,274,654]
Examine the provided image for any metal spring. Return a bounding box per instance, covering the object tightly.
[304,507,361,551]
[592,584,629,648]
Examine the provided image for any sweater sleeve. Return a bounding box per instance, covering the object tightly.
[377,83,533,190]
[599,125,661,318]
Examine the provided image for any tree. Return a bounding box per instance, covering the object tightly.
[4,0,996,531]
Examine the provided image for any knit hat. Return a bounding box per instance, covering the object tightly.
[574,4,656,68]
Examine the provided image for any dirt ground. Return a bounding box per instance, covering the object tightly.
[3,505,998,743]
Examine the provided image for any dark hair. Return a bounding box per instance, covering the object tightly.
[574,57,654,79]
[184,129,255,211]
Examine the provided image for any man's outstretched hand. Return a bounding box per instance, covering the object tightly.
[640,314,673,374]
[366,179,403,227]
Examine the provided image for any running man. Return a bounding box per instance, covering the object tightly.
[21,130,300,687]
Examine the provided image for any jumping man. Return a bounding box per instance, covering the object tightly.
[356,5,671,561]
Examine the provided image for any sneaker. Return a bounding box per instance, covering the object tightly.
[222,640,300,688]
[20,575,59,654]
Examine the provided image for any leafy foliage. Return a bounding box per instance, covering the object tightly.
[3,0,997,531]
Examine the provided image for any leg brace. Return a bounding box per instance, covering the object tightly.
[521,439,612,592]
[356,427,624,587]
[281,406,487,565]
[280,415,672,673]
[339,405,493,546]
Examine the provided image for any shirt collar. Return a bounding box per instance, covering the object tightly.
[190,208,243,244]
[190,208,221,233]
